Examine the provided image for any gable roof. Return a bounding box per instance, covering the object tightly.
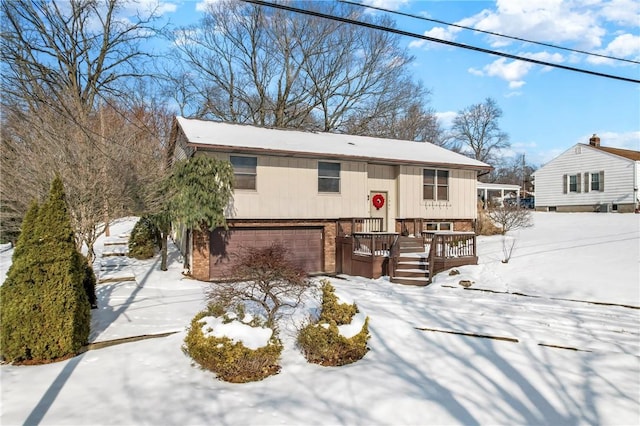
[533,142,640,176]
[174,117,492,171]
[587,144,640,161]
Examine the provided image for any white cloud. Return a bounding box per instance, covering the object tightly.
[469,0,605,49]
[435,111,457,129]
[408,26,461,49]
[586,33,640,65]
[606,34,640,58]
[469,51,564,87]
[470,57,531,88]
[587,131,640,150]
[599,0,640,26]
[196,0,221,12]
[362,0,410,11]
[122,0,177,16]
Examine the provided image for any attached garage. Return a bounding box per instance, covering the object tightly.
[209,226,324,279]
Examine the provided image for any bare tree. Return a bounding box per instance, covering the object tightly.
[1,99,169,262]
[487,205,533,235]
[167,0,438,141]
[207,244,310,330]
[0,0,167,261]
[450,97,510,166]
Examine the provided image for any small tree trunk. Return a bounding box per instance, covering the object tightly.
[160,231,168,271]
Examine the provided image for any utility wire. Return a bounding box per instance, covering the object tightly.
[339,0,640,65]
[240,0,640,84]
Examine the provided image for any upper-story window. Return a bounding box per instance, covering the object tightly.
[230,155,257,190]
[318,161,340,193]
[423,169,449,201]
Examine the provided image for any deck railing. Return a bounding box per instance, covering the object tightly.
[337,217,384,236]
[352,232,398,257]
[423,231,477,279]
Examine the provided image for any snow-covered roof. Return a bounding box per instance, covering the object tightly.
[477,182,521,191]
[175,117,491,171]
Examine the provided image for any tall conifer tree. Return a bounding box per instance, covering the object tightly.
[0,177,90,362]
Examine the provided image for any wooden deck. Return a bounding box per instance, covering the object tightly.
[335,218,478,284]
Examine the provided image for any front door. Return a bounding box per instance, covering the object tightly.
[370,191,388,232]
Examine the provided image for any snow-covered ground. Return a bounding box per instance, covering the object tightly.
[1,212,639,425]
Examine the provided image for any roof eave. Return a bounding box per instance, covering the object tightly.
[187,142,493,172]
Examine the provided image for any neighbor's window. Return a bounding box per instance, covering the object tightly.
[569,174,578,192]
[230,156,257,190]
[318,161,340,193]
[423,169,449,201]
[591,172,603,191]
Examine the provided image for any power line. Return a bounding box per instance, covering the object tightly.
[240,0,640,84]
[339,0,640,65]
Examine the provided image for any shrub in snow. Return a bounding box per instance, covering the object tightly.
[475,204,502,236]
[297,280,369,366]
[208,243,310,330]
[0,177,90,363]
[183,304,282,383]
[487,205,533,235]
[127,216,158,259]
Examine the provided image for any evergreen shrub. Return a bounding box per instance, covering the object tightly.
[183,305,282,383]
[128,216,158,259]
[297,280,370,366]
[0,177,90,363]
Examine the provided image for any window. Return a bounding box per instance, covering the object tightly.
[591,173,600,191]
[425,222,452,231]
[230,156,257,190]
[318,161,340,193]
[564,173,581,193]
[423,169,449,201]
[569,175,578,192]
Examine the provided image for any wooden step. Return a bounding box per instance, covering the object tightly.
[394,268,430,278]
[390,276,430,286]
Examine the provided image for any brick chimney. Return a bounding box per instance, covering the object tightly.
[589,134,601,147]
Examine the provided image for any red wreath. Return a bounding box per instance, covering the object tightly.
[372,194,385,210]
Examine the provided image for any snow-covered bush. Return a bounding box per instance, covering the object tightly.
[297,280,369,366]
[183,304,282,383]
[127,216,158,259]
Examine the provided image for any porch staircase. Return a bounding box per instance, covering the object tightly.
[390,236,430,286]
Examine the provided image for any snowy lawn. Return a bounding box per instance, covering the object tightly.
[1,212,639,425]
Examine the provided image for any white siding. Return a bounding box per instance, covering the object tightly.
[534,144,635,207]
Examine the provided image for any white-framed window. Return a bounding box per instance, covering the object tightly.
[230,155,257,190]
[569,175,578,192]
[423,169,449,201]
[424,222,452,231]
[318,161,340,193]
[592,171,604,191]
[563,173,581,193]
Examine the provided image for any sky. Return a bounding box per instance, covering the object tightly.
[1,213,639,424]
[145,0,640,167]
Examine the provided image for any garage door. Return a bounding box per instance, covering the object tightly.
[210,227,323,278]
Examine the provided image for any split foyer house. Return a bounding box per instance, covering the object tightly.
[533,134,640,213]
[169,117,492,284]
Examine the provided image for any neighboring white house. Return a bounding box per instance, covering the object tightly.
[533,134,640,213]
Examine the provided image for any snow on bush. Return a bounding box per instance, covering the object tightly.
[297,280,370,366]
[183,305,282,383]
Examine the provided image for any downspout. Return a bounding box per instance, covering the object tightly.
[634,161,639,213]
